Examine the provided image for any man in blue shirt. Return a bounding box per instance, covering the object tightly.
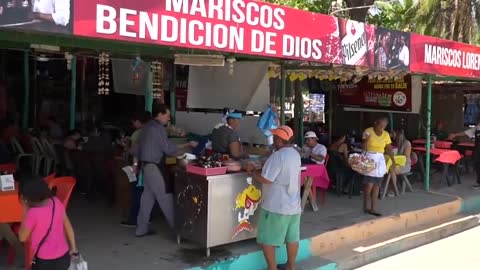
[247,125,301,270]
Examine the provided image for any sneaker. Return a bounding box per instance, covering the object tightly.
[472,184,480,190]
[120,221,136,228]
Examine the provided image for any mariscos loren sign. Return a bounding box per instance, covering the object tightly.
[410,34,480,78]
[74,0,342,63]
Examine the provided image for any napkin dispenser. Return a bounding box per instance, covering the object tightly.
[0,174,15,192]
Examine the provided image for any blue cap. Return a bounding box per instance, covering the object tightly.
[226,112,243,119]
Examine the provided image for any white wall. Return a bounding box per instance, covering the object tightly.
[176,111,268,145]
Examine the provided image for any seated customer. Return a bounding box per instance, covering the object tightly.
[302,131,327,165]
[63,129,82,150]
[329,134,350,161]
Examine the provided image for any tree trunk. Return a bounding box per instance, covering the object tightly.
[345,0,375,22]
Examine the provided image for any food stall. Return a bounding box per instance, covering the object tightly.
[175,168,262,257]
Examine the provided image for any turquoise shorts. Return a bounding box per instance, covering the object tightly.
[257,209,301,246]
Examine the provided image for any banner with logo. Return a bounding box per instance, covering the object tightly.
[0,0,72,34]
[73,0,343,63]
[410,33,480,78]
[337,75,412,112]
[338,19,375,67]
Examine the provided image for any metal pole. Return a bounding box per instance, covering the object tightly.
[425,76,433,191]
[70,56,77,130]
[328,87,333,144]
[145,70,153,113]
[280,63,286,125]
[170,62,176,124]
[294,84,303,145]
[22,51,30,129]
[388,112,394,133]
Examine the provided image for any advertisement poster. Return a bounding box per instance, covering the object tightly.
[410,33,480,78]
[73,0,343,63]
[337,75,412,112]
[0,0,72,34]
[373,28,410,71]
[338,19,376,67]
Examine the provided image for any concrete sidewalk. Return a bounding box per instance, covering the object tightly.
[2,172,478,270]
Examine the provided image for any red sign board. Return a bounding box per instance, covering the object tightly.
[410,33,480,78]
[337,76,412,112]
[74,0,342,63]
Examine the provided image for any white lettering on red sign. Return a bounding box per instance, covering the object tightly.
[424,44,480,71]
[94,0,324,60]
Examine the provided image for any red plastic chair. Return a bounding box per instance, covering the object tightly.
[434,141,453,149]
[47,176,76,208]
[0,163,16,173]
[44,173,57,185]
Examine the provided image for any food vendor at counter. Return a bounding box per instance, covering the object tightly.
[210,111,247,159]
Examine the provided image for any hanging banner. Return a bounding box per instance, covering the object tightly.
[338,19,376,67]
[337,75,412,112]
[373,28,410,71]
[410,33,480,78]
[73,0,342,63]
[0,0,72,34]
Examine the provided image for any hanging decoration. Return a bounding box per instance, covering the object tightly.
[226,56,236,76]
[132,56,143,86]
[151,60,164,100]
[267,64,406,82]
[98,52,110,95]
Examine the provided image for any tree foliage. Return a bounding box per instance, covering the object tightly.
[368,0,480,44]
[264,0,331,13]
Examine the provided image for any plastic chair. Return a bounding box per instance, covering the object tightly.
[434,141,453,149]
[47,176,77,208]
[44,173,57,185]
[11,137,36,174]
[40,138,57,176]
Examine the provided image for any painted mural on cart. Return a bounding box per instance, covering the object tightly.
[232,177,261,239]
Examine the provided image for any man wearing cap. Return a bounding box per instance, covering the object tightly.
[247,125,301,270]
[210,111,246,159]
[302,131,327,165]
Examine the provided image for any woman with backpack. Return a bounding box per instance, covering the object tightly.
[18,177,79,270]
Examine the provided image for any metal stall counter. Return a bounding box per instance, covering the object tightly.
[174,169,262,257]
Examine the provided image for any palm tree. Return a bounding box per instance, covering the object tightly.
[371,0,480,44]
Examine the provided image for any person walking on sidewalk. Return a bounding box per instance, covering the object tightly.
[247,125,301,270]
[135,103,192,237]
[362,116,395,216]
[448,120,480,189]
[18,177,79,270]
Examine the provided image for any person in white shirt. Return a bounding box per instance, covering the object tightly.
[31,0,70,26]
[448,121,480,189]
[398,36,409,67]
[302,131,327,165]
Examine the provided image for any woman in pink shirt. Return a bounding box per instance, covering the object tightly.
[18,177,78,270]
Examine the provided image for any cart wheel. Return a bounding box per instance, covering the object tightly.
[206,248,210,257]
[176,235,181,245]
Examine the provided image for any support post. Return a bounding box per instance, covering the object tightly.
[294,85,303,145]
[145,70,153,113]
[388,112,394,133]
[328,88,333,144]
[425,76,433,191]
[69,56,77,130]
[22,51,30,129]
[170,62,176,124]
[280,63,286,125]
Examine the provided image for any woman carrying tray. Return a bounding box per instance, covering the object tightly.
[362,116,395,216]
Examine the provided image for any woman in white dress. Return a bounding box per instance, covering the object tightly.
[362,117,395,216]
